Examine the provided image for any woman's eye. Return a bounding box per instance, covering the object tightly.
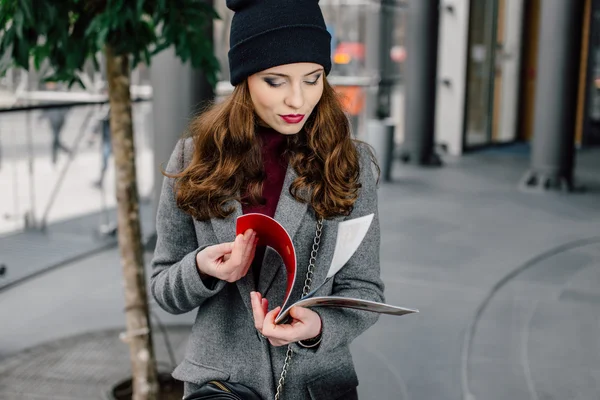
[305,74,322,86]
[264,78,284,87]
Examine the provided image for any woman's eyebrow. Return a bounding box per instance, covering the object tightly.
[303,68,324,76]
[260,68,324,78]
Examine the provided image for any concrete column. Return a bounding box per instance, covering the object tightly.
[148,6,215,245]
[364,4,381,122]
[375,0,396,121]
[364,1,396,181]
[149,50,213,232]
[400,0,442,166]
[521,0,584,191]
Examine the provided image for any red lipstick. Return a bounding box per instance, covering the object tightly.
[280,114,305,124]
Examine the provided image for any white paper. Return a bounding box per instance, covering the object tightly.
[326,213,374,278]
[275,295,418,324]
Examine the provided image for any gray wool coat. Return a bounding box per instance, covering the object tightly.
[150,137,385,400]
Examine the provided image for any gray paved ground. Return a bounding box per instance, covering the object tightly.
[0,145,599,400]
[0,200,154,292]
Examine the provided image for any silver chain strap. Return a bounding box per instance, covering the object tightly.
[274,217,323,400]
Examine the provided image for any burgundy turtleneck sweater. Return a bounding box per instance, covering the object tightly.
[242,126,289,283]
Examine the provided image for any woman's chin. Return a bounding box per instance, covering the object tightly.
[273,124,304,135]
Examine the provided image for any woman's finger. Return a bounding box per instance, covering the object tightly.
[263,306,280,326]
[262,306,296,342]
[268,338,289,347]
[228,230,253,269]
[288,306,310,323]
[242,231,256,260]
[261,297,268,316]
[206,242,234,259]
[288,307,322,339]
[242,237,258,276]
[228,234,245,265]
[263,306,322,344]
[250,292,266,331]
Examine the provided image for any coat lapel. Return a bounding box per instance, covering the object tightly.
[258,164,308,295]
[210,199,241,245]
[210,200,257,315]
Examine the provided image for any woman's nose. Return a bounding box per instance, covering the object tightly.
[284,86,305,110]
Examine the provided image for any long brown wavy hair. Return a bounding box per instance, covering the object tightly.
[166,78,378,221]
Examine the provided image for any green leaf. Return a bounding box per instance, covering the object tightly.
[91,53,101,71]
[143,47,151,65]
[33,44,50,70]
[65,45,83,70]
[96,24,109,49]
[1,0,220,87]
[0,29,16,58]
[13,36,29,69]
[13,9,24,38]
[67,75,83,89]
[43,2,57,25]
[150,40,170,56]
[136,0,144,15]
[18,0,33,23]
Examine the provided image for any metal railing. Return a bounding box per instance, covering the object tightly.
[0,98,154,237]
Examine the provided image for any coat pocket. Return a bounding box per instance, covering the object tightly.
[306,365,359,400]
[172,358,231,386]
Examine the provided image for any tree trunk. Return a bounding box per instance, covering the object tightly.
[105,45,159,400]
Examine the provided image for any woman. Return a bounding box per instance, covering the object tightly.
[151,1,385,399]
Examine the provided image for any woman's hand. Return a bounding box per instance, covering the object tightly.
[250,291,322,347]
[196,229,258,282]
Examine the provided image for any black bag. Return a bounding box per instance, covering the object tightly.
[183,380,262,400]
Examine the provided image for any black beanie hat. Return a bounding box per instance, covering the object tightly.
[227,0,332,86]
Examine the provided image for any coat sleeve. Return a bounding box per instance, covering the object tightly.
[150,138,226,314]
[292,142,385,355]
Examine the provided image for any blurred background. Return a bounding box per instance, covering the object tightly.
[1,1,599,399]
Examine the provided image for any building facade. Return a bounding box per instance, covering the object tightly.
[435,0,600,156]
